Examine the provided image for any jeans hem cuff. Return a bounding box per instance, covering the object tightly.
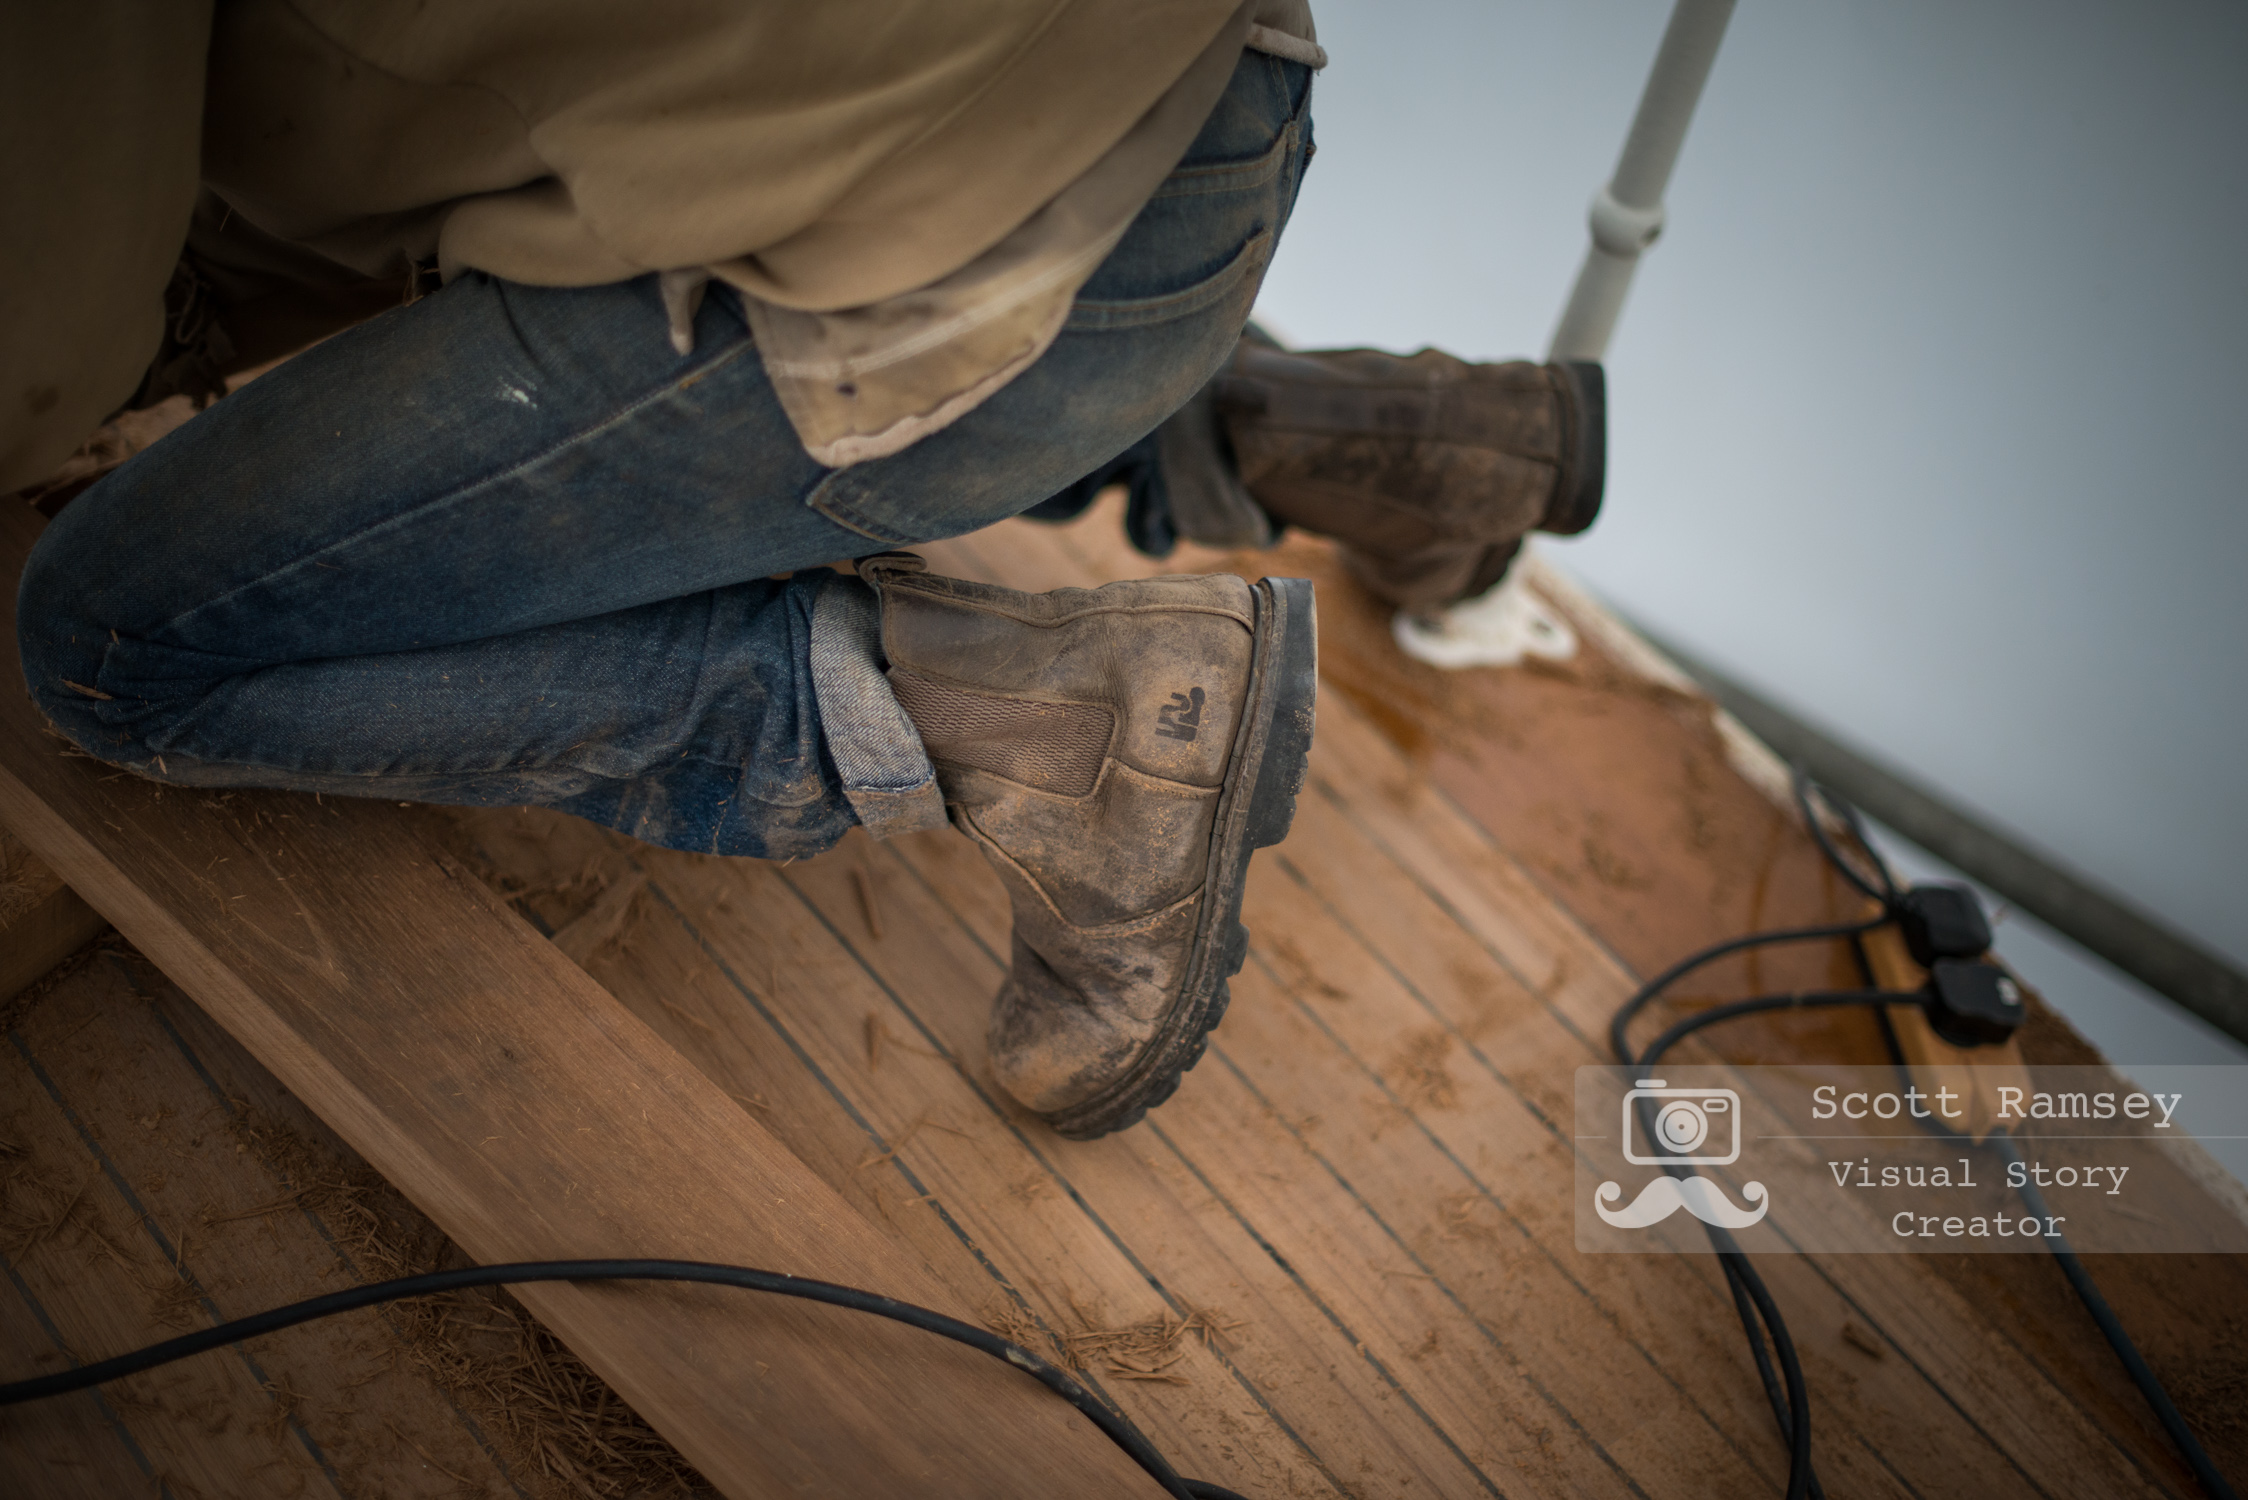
[845,780,951,840]
[809,570,941,837]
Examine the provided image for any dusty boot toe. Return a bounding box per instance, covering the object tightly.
[984,903,1193,1116]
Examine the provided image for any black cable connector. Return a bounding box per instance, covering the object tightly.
[1895,882,1993,967]
[1923,958,2025,1047]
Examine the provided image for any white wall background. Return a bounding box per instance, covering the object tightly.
[1252,0,2248,1065]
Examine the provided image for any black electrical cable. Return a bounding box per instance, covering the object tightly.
[1718,1259,1788,1435]
[1607,919,1889,1066]
[14,758,2221,1500]
[1994,1136,2234,1497]
[1609,765,2238,1499]
[1711,1229,1817,1500]
[1604,768,1905,1070]
[1792,768,1898,907]
[1719,1256,1824,1500]
[1610,766,1914,1499]
[0,1259,1250,1500]
[1634,988,1904,1500]
[1634,990,1898,1075]
[1791,770,2234,1498]
[1881,1088,2240,1498]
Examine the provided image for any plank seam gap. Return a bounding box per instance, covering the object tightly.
[1313,767,1650,998]
[1854,1428,1932,1500]
[1140,1114,1509,1498]
[7,1025,350,1498]
[1238,932,1768,1491]
[637,872,1026,1326]
[1209,998,1657,1500]
[120,954,537,1500]
[1307,780,1609,1056]
[0,1246,169,1493]
[1307,754,2132,1490]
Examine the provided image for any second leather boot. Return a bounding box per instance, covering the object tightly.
[1210,343,1605,613]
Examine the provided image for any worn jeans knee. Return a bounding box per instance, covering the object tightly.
[16,538,139,768]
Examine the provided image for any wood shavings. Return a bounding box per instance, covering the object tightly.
[1840,1320,1886,1360]
[224,1106,709,1499]
[852,866,884,939]
[1055,1301,1246,1385]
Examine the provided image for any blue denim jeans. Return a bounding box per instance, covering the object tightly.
[18,53,1312,860]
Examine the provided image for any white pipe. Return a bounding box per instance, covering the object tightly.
[1397,0,1737,670]
[1548,0,1737,362]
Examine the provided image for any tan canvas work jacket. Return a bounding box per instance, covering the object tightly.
[1,0,1319,493]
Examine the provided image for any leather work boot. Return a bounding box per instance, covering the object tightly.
[863,555,1316,1139]
[1206,343,1605,613]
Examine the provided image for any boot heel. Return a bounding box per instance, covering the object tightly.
[1246,576,1317,850]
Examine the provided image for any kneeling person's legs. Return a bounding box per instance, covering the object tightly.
[16,52,1314,869]
[17,49,1322,1137]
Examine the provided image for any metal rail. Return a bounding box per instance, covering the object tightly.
[1644,628,2248,1049]
[1398,0,1737,669]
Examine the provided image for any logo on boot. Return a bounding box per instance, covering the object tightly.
[1155,687,1205,742]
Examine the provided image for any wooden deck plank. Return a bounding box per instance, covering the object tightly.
[6,925,792,1500]
[852,804,1656,1496]
[439,803,1371,1499]
[424,483,2226,1500]
[5,948,526,1500]
[18,351,2236,1499]
[600,832,1467,1497]
[15,473,2226,1497]
[801,830,1514,1497]
[625,862,1338,1479]
[1216,887,1784,1489]
[839,775,1769,1495]
[0,1257,156,1500]
[1280,556,2218,1496]
[1,829,108,1006]
[449,792,1578,1496]
[1301,536,2248,1488]
[1278,688,2171,1498]
[1258,768,2060,1500]
[0,1027,350,1500]
[0,503,1165,1500]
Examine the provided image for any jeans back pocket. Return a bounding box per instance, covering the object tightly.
[1064,228,1273,333]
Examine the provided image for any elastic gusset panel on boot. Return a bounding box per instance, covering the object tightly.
[889,670,1114,798]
